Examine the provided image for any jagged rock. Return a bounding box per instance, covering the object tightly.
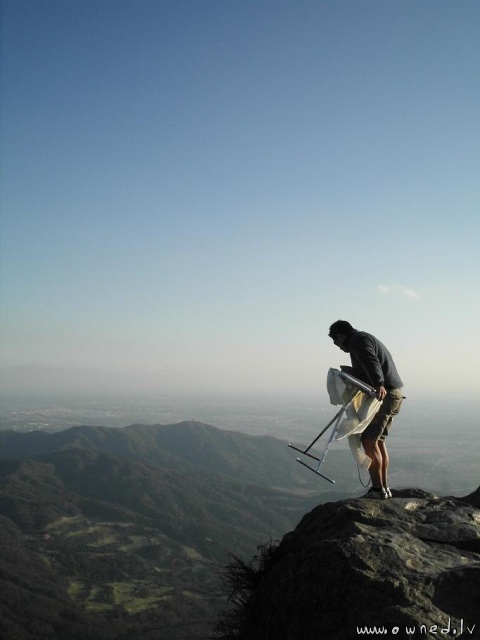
[461,486,480,508]
[233,488,480,640]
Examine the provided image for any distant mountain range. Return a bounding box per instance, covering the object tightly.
[0,420,344,639]
[0,419,352,489]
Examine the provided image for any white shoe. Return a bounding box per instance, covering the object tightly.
[385,487,392,498]
[363,487,388,500]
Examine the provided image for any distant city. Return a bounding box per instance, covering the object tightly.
[0,390,474,434]
[0,391,327,437]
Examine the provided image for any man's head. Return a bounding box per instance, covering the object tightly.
[329,320,355,352]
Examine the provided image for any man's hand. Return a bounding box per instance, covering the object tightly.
[375,386,387,401]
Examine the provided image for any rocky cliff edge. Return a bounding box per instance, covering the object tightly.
[225,488,480,640]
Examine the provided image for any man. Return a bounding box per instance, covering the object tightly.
[328,320,404,499]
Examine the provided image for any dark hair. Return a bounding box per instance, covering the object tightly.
[328,320,355,338]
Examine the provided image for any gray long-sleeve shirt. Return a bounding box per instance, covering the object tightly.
[348,330,403,390]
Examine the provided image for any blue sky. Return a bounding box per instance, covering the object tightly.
[1,0,479,398]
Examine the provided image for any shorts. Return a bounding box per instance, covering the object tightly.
[361,389,404,441]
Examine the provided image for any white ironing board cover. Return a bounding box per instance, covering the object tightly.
[326,368,382,469]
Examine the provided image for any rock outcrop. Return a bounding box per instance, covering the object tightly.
[225,488,480,639]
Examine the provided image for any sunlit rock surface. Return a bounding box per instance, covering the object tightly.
[236,488,480,640]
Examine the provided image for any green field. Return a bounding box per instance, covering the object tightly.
[40,516,214,615]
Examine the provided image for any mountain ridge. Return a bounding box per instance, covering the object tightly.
[0,420,348,489]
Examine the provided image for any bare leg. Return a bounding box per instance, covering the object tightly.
[377,440,389,489]
[361,438,384,489]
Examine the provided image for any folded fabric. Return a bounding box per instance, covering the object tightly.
[326,368,382,468]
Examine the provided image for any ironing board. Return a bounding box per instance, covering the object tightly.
[288,369,380,483]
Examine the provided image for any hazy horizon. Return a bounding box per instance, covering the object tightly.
[1,369,476,433]
[1,361,478,401]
